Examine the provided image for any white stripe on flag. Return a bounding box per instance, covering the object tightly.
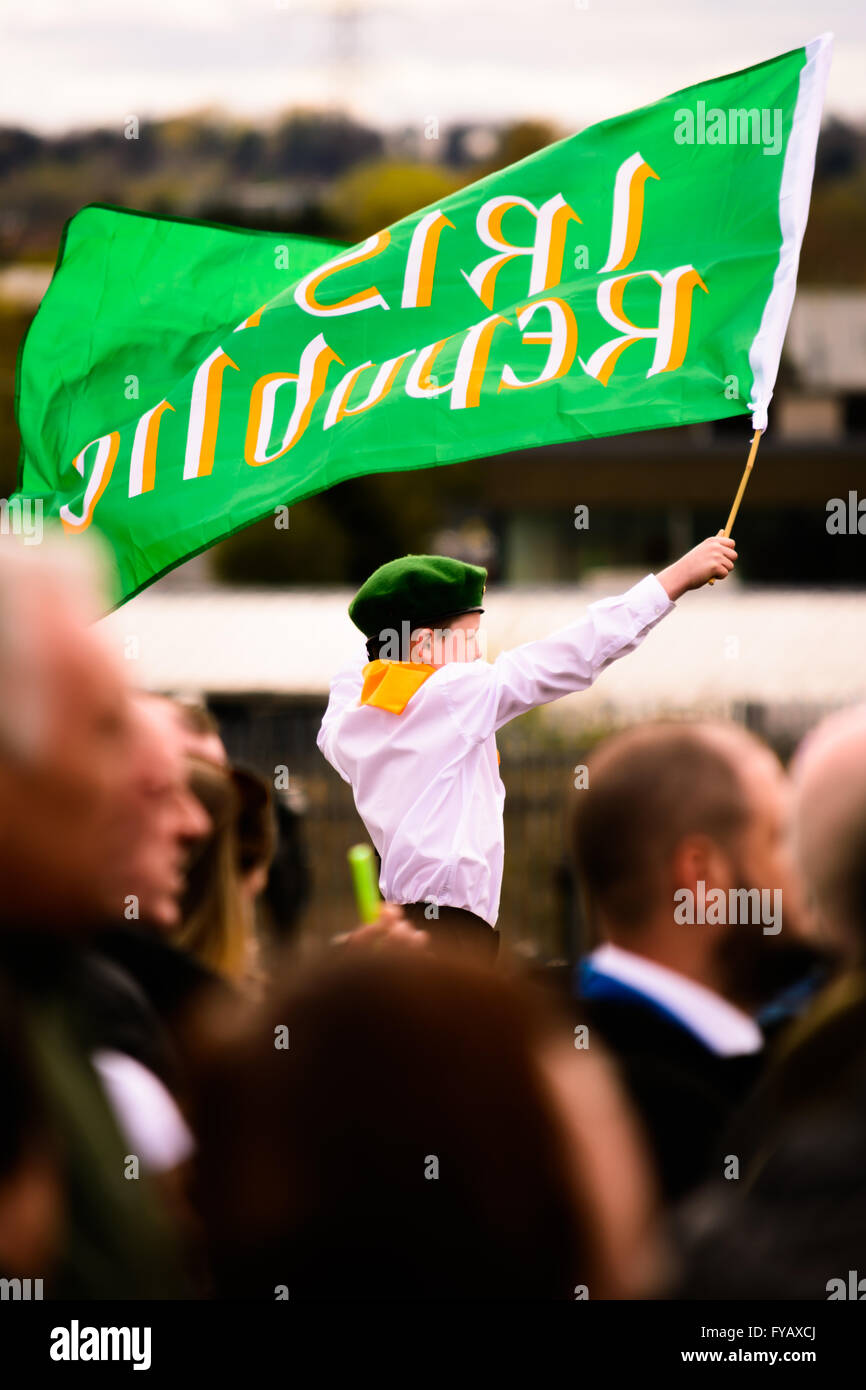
[748,31,833,431]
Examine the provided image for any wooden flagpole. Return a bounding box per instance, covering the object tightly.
[708,428,763,584]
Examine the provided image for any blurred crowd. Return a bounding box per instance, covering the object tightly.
[1,530,865,1301]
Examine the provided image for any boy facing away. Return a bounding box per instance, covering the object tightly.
[318,537,736,954]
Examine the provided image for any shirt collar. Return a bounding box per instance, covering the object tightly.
[358,659,437,714]
[587,942,763,1056]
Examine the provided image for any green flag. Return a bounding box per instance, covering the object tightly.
[14,35,831,608]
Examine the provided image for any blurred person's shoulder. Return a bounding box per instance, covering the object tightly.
[94,926,227,1022]
[0,928,79,991]
[580,993,763,1094]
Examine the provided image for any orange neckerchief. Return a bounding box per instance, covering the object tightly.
[359,659,437,714]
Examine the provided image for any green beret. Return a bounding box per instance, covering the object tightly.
[349,554,487,639]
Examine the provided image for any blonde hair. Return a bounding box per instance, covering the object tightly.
[177,758,255,984]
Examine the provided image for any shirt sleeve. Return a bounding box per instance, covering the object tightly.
[443,574,675,741]
[316,644,369,781]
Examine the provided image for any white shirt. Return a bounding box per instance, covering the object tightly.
[92,1049,195,1172]
[318,574,674,926]
[587,943,764,1056]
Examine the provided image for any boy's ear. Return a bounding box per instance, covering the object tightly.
[409,625,433,662]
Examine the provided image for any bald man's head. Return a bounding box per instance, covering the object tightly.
[573,721,782,932]
[792,706,866,961]
[0,536,135,928]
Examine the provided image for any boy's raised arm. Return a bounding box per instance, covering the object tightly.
[480,535,737,733]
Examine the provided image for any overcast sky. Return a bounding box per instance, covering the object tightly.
[1,0,863,136]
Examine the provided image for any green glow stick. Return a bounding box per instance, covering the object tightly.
[348,843,380,925]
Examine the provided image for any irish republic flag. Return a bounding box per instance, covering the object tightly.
[13,34,832,607]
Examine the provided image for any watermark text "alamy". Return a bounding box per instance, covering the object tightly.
[674,881,782,934]
[0,496,43,545]
[674,103,783,156]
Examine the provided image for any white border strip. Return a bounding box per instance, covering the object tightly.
[748,32,833,431]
